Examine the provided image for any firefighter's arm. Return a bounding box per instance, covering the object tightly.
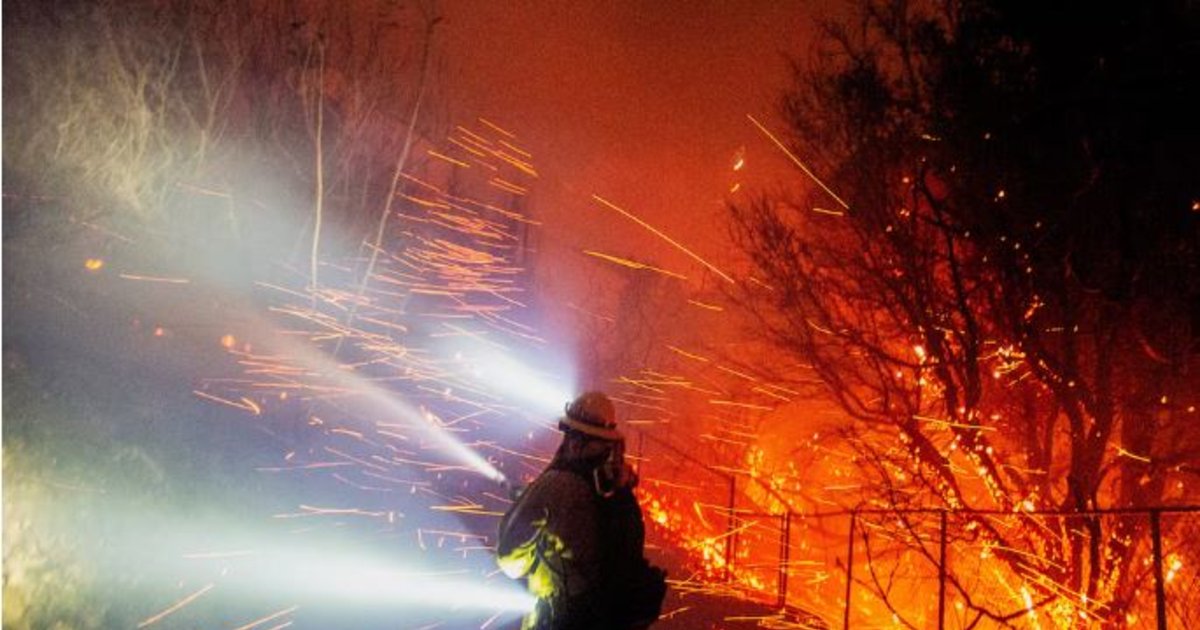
[496,486,548,579]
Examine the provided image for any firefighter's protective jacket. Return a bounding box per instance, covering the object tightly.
[497,467,605,629]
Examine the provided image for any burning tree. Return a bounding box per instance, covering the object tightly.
[731,0,1199,624]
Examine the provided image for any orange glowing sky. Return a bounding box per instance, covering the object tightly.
[438,2,843,277]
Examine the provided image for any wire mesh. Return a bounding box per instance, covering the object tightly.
[843,510,946,628]
[728,511,787,604]
[815,508,1198,629]
[780,511,857,627]
[619,435,1198,629]
[939,511,1149,629]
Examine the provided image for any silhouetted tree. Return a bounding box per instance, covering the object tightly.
[732,0,1199,622]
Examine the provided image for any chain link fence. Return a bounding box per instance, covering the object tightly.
[624,429,1195,624]
[750,507,1200,629]
[626,430,1198,628]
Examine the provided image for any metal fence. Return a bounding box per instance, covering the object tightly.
[728,504,1200,629]
[629,431,1200,629]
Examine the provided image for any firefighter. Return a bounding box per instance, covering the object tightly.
[497,391,666,630]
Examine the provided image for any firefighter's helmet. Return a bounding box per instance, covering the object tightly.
[560,391,623,441]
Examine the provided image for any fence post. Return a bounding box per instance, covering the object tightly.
[636,430,644,475]
[777,511,791,609]
[1150,509,1167,630]
[938,510,948,630]
[843,510,857,630]
[725,475,737,582]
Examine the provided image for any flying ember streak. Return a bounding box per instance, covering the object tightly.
[746,113,849,212]
[591,194,735,283]
[137,583,215,628]
[582,250,689,280]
